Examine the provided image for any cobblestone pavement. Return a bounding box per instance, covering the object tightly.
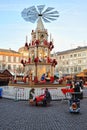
[0,97,87,130]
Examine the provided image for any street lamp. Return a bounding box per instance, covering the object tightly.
[34,40,39,83]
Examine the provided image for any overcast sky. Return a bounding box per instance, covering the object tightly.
[0,0,87,52]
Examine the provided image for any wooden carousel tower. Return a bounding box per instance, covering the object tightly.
[21,5,59,83]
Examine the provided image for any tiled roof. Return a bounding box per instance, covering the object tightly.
[0,48,20,54]
[0,69,12,76]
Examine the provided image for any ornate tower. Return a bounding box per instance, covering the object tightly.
[21,5,59,82]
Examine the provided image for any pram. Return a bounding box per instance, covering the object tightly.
[69,92,80,113]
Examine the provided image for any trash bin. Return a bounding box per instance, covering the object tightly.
[0,88,3,98]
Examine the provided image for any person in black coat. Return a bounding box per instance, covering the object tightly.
[29,88,35,100]
[74,81,80,99]
[43,88,52,106]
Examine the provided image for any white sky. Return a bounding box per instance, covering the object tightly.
[0,0,87,52]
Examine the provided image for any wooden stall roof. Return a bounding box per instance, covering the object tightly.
[0,69,12,77]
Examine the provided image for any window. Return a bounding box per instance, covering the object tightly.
[8,65,11,70]
[13,65,16,70]
[59,56,61,59]
[0,65,1,69]
[82,52,86,56]
[71,67,73,73]
[78,60,81,64]
[78,53,81,57]
[70,54,73,58]
[74,67,77,72]
[19,57,21,62]
[2,64,6,69]
[62,56,64,59]
[3,56,6,61]
[13,57,16,62]
[66,68,69,73]
[8,56,11,62]
[78,67,81,72]
[74,54,77,57]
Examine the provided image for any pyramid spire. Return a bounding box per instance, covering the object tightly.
[36,17,45,31]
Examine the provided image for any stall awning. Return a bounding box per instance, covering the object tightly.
[76,72,87,77]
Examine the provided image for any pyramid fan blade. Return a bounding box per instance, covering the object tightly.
[21,5,59,23]
[37,5,45,13]
[21,8,28,18]
[44,16,56,21]
[43,14,59,18]
[42,17,51,23]
[27,6,36,11]
[21,6,38,23]
[43,7,54,14]
[45,11,59,15]
[26,6,38,15]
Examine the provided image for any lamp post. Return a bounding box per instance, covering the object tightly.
[51,59,57,82]
[34,40,39,83]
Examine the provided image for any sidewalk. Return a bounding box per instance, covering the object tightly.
[0,97,87,130]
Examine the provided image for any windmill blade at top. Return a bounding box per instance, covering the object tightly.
[42,17,51,23]
[44,16,57,21]
[44,11,59,15]
[21,5,59,23]
[42,7,54,14]
[21,6,38,23]
[37,5,45,14]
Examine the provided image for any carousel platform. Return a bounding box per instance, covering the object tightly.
[8,82,66,88]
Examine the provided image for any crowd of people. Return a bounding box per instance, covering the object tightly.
[66,78,84,99]
[66,78,83,89]
[29,76,84,106]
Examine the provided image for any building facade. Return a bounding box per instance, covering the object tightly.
[0,48,28,75]
[54,46,87,76]
[1,46,87,77]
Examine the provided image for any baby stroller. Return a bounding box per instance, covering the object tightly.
[69,82,80,113]
[69,94,80,113]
